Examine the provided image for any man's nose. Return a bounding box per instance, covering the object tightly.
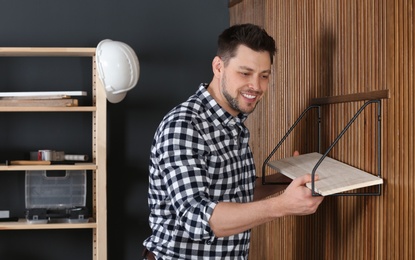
[248,76,261,90]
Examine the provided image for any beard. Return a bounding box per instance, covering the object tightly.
[221,73,259,115]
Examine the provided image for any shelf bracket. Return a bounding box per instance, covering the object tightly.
[262,90,388,196]
[262,105,321,185]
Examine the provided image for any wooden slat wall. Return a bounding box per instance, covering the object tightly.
[230,0,414,259]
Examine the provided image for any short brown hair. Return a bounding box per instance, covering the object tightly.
[217,23,276,66]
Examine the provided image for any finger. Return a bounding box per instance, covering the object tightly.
[293,174,319,186]
[291,174,311,186]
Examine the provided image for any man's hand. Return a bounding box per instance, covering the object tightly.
[254,150,301,201]
[276,174,324,216]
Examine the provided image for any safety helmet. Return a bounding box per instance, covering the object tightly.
[96,39,140,103]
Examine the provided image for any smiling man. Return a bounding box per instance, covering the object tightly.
[143,23,323,260]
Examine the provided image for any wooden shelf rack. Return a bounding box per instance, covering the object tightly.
[0,47,107,259]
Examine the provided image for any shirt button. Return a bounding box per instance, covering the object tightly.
[206,240,212,245]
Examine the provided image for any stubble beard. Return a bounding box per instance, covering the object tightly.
[221,74,258,115]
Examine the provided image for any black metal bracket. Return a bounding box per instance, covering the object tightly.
[262,105,321,185]
[262,100,382,196]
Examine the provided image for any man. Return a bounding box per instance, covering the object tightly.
[143,23,323,259]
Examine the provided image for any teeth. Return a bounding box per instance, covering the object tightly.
[242,93,256,99]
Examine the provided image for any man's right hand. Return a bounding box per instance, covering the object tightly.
[276,174,324,216]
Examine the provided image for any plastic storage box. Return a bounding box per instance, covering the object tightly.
[25,170,88,223]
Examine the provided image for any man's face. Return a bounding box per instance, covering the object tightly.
[219,45,272,116]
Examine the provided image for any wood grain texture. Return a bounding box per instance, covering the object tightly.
[268,153,383,196]
[230,0,414,259]
[310,90,390,105]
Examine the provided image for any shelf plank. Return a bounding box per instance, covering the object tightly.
[0,47,96,57]
[267,152,383,196]
[310,89,390,105]
[0,106,96,112]
[0,163,97,171]
[0,98,79,107]
[0,218,96,230]
[229,0,243,7]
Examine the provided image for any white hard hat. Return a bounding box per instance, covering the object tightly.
[96,39,140,103]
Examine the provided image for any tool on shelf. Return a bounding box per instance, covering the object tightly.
[31,150,89,162]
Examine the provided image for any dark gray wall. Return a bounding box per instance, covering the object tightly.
[0,1,229,259]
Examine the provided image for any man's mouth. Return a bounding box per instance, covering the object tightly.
[241,92,260,101]
[241,92,258,100]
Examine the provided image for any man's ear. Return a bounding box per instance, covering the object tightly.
[212,56,222,77]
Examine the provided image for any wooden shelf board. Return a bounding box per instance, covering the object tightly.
[310,89,390,105]
[267,152,383,196]
[0,106,96,112]
[0,218,96,230]
[0,47,96,57]
[0,163,97,171]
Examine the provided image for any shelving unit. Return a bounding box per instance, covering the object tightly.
[262,90,389,196]
[0,47,107,259]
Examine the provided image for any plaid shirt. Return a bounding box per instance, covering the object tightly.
[144,84,257,259]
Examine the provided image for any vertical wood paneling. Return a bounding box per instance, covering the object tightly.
[230,0,414,259]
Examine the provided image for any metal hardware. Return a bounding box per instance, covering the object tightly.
[262,105,321,185]
[262,100,382,196]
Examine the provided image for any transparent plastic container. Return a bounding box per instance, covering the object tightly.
[25,170,86,209]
